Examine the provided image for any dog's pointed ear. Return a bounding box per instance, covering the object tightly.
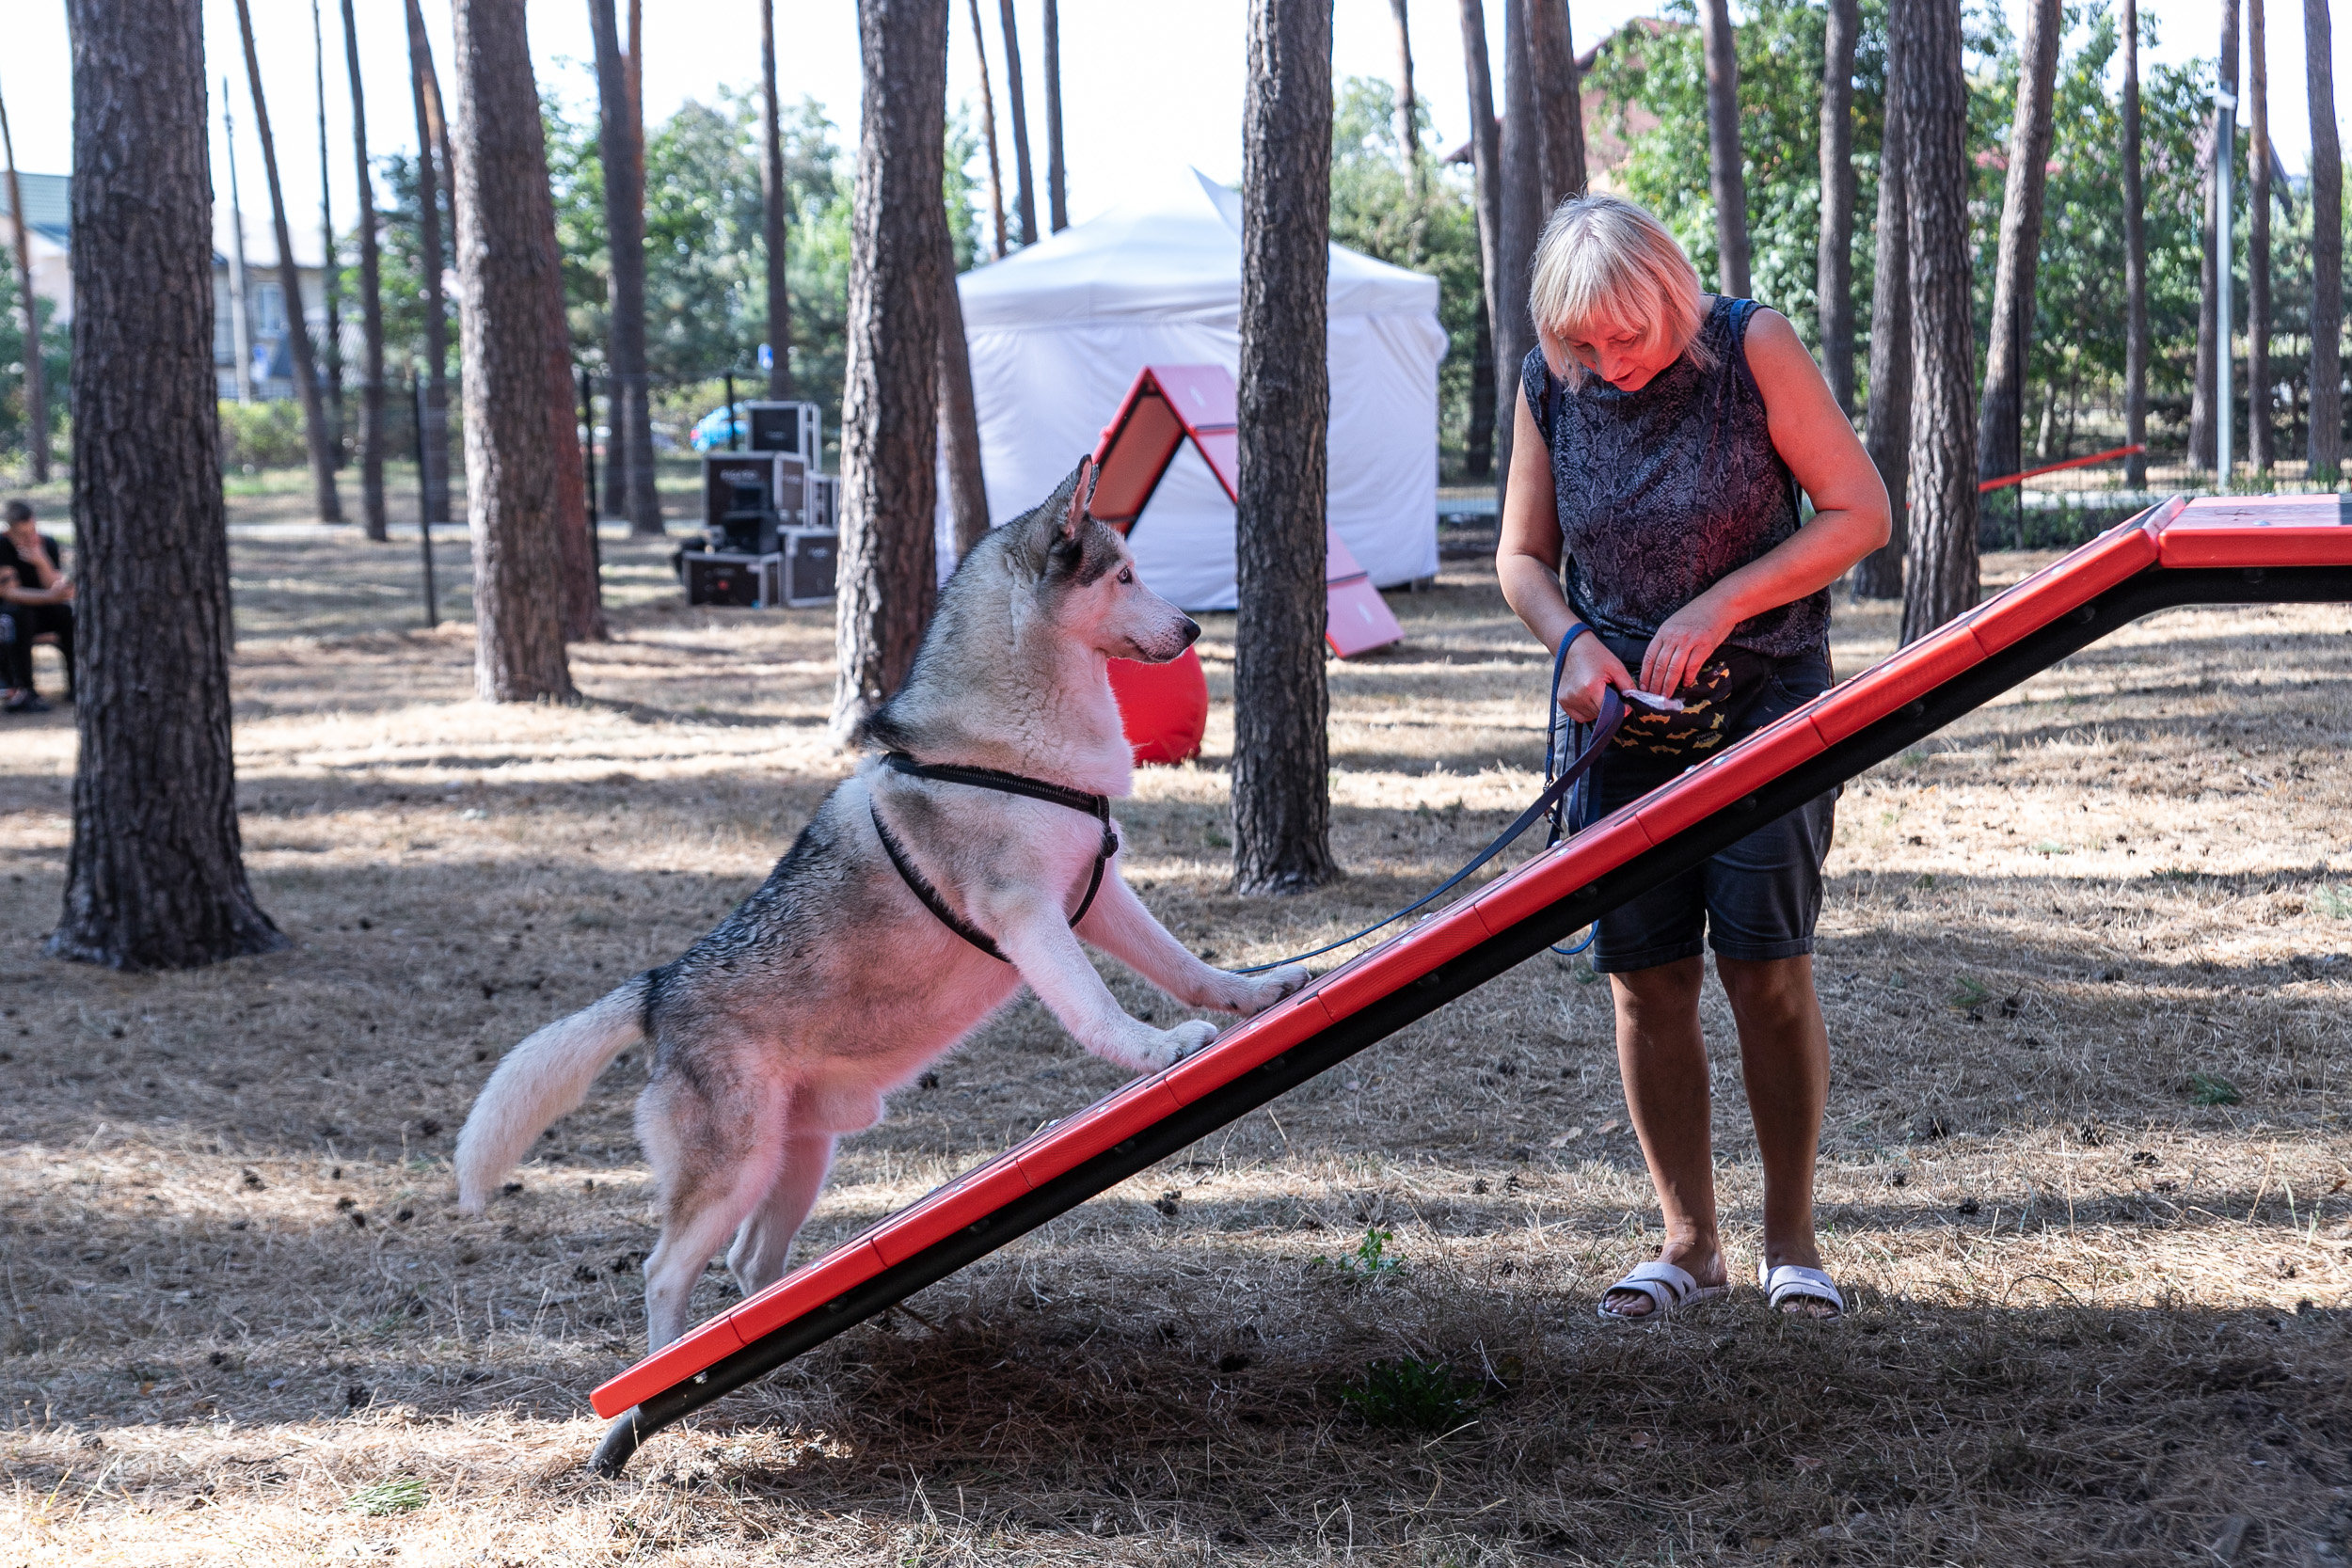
[1057,455,1097,546]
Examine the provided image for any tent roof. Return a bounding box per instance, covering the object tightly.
[959,166,1438,331]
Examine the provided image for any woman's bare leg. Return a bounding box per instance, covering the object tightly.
[1602,956,1725,1317]
[1716,953,1833,1316]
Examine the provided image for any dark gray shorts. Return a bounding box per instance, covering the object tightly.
[1583,652,1838,975]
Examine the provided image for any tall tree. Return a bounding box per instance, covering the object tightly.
[1524,0,1585,207]
[2189,2,2240,472]
[1898,0,1977,643]
[52,0,286,970]
[404,0,453,525]
[1853,47,1907,601]
[1975,0,2060,485]
[833,0,948,740]
[312,0,343,467]
[591,0,662,536]
[1696,0,1749,296]
[223,85,256,404]
[1042,0,1067,230]
[341,0,388,539]
[1459,0,1503,484]
[2247,0,2273,475]
[966,0,1009,259]
[451,0,576,701]
[1816,0,1858,415]
[2309,0,2343,483]
[233,0,343,524]
[2122,0,2148,488]
[759,0,793,398]
[1495,0,1540,507]
[1232,0,1336,896]
[999,0,1038,247]
[0,77,48,483]
[1391,0,1423,200]
[939,253,989,558]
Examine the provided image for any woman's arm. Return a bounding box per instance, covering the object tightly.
[1495,387,1635,722]
[1637,309,1892,695]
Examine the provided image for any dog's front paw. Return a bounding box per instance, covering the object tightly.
[1223,962,1311,1015]
[1142,1019,1219,1069]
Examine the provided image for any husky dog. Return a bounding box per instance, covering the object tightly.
[454,459,1310,1350]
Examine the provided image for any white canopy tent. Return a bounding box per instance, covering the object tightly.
[941,166,1446,611]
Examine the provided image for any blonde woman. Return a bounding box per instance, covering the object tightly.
[1496,195,1889,1322]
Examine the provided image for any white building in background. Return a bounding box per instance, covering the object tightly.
[2,168,337,404]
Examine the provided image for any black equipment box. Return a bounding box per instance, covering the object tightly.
[776,528,837,607]
[675,534,835,609]
[743,401,820,460]
[681,550,769,608]
[701,451,809,554]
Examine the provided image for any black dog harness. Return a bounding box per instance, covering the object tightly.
[868,751,1120,963]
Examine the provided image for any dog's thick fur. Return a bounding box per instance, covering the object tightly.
[454,462,1309,1350]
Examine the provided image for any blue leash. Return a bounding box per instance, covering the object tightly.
[1236,642,1629,974]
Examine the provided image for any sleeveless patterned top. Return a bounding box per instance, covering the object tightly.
[1521,295,1828,660]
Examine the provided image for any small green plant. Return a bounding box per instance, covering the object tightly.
[2029,841,2073,857]
[1337,1357,1483,1433]
[2313,885,2352,920]
[345,1475,428,1516]
[1312,1225,1404,1278]
[2187,1073,2243,1107]
[1947,975,1991,1009]
[2152,867,2202,883]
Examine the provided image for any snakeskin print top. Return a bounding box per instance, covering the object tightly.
[1521,295,1828,660]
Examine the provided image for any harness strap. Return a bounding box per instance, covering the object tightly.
[870,752,1120,963]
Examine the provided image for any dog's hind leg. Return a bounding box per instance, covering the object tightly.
[637,1071,787,1352]
[1075,871,1310,1016]
[724,1129,838,1297]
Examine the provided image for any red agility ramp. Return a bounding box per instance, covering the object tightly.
[587,492,2352,1474]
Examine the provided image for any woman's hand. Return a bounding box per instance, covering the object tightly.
[1640,594,1739,696]
[1557,632,1634,723]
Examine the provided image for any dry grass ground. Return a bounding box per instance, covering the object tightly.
[1,515,2348,1566]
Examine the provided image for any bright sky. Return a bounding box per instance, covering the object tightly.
[0,1,2344,269]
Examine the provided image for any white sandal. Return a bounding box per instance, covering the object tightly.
[1759,1262,1846,1320]
[1597,1259,1728,1322]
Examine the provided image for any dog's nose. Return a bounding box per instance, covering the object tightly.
[1179,617,1200,647]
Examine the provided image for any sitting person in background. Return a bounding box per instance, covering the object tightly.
[0,499,74,714]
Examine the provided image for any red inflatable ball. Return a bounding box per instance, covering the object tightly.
[1107,647,1208,767]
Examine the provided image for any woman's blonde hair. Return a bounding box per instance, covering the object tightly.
[1528,193,1714,382]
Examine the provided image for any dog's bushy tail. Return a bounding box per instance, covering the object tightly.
[454,974,651,1212]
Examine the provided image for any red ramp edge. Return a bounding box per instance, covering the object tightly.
[595,495,2325,1424]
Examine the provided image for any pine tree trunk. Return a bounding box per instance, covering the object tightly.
[342,0,389,539]
[235,0,343,525]
[52,0,286,971]
[404,0,453,526]
[314,0,344,470]
[760,0,794,399]
[1495,0,1540,512]
[547,246,603,642]
[1816,0,1858,415]
[999,0,1038,248]
[1232,0,1336,897]
[2122,0,2149,488]
[1975,0,2059,486]
[939,249,989,558]
[1391,0,1421,195]
[1897,0,1977,643]
[451,0,576,702]
[833,0,946,742]
[1467,291,1495,478]
[1697,0,1749,297]
[1523,0,1585,208]
[2309,0,2343,482]
[2248,0,2272,475]
[1042,0,1068,231]
[967,0,1009,260]
[1458,0,1504,489]
[591,0,662,537]
[1853,48,1908,601]
[2190,5,2241,473]
[0,91,50,484]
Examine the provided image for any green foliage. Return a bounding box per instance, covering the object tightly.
[344,1475,428,1516]
[0,247,71,467]
[2313,885,2352,919]
[217,400,311,472]
[1312,1224,1405,1278]
[1337,1357,1484,1433]
[1327,76,1484,480]
[2187,1072,2243,1107]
